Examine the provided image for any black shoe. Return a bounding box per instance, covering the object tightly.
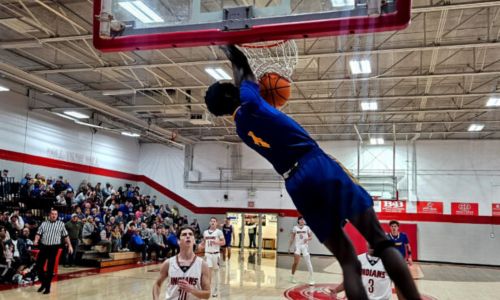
[43,289,50,294]
[37,286,46,293]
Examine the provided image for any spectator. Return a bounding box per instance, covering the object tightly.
[0,170,9,197]
[165,226,180,257]
[11,209,24,228]
[111,225,122,252]
[8,215,22,238]
[18,228,33,266]
[136,206,144,221]
[55,191,67,206]
[115,210,125,224]
[95,183,103,200]
[20,173,31,187]
[99,224,112,253]
[74,188,87,206]
[30,182,42,198]
[82,216,99,244]
[191,218,201,240]
[53,176,66,196]
[102,183,112,199]
[64,214,82,267]
[64,189,75,207]
[149,226,166,261]
[140,222,153,254]
[128,224,147,263]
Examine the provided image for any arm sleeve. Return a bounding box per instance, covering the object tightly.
[37,223,44,236]
[61,223,69,237]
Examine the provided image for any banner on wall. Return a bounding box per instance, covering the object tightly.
[417,201,444,214]
[381,200,406,213]
[492,203,500,216]
[451,202,479,216]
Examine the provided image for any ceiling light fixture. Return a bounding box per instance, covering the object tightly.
[349,59,372,75]
[121,131,141,137]
[370,137,384,145]
[0,85,10,92]
[74,120,105,129]
[468,124,484,132]
[205,68,232,81]
[52,112,77,121]
[64,111,90,119]
[361,101,378,111]
[486,97,500,107]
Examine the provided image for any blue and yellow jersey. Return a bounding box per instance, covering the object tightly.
[234,81,318,175]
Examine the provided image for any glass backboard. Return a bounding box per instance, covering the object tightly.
[93,0,411,51]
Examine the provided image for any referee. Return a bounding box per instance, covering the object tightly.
[34,209,73,294]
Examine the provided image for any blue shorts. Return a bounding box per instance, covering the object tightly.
[285,148,373,242]
[222,237,232,247]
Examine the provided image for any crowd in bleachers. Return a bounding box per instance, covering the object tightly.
[0,169,202,285]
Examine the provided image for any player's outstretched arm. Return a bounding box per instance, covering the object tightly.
[220,45,256,86]
[152,259,169,300]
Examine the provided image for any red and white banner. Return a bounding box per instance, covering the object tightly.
[451,202,479,216]
[417,201,444,214]
[381,201,406,213]
[492,203,500,216]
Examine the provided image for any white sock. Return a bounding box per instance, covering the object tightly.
[304,255,314,277]
[212,268,219,293]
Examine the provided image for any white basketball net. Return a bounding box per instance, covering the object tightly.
[239,40,298,81]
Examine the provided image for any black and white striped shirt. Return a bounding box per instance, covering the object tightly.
[37,220,68,246]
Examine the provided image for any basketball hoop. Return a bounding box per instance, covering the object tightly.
[239,40,298,82]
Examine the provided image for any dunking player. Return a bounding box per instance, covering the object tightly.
[331,244,395,300]
[204,45,421,300]
[221,217,235,264]
[202,217,225,297]
[288,216,315,285]
[152,225,211,300]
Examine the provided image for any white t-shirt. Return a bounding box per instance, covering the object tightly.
[203,229,224,253]
[358,253,392,300]
[165,256,203,300]
[292,225,311,247]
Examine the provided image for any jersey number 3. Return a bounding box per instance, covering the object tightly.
[368,279,375,293]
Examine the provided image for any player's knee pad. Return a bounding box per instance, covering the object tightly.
[373,239,395,257]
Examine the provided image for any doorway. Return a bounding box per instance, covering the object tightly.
[226,212,278,252]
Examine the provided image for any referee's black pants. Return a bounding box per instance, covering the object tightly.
[36,244,60,290]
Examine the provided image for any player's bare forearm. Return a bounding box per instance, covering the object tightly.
[197,261,211,299]
[152,259,169,300]
[183,284,210,299]
[152,279,163,300]
[220,45,256,86]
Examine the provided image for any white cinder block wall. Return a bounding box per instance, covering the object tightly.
[1,90,499,265]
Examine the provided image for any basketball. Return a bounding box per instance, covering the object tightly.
[259,72,291,108]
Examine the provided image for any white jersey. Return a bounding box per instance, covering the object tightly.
[165,255,203,300]
[358,253,392,300]
[203,229,224,253]
[292,225,311,247]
